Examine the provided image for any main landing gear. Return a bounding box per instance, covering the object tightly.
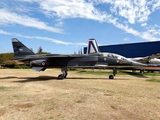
[58,67,68,80]
[109,67,117,79]
[140,69,144,74]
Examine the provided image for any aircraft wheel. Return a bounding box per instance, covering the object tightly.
[109,75,114,79]
[58,74,64,80]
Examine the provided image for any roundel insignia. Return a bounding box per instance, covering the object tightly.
[41,62,45,66]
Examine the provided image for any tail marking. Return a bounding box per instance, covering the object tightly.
[87,38,100,54]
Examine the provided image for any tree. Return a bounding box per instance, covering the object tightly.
[0,53,14,64]
[36,46,50,54]
[37,46,43,54]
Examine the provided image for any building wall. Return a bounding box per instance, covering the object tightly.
[84,41,160,58]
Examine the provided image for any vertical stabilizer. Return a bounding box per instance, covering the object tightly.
[86,38,100,54]
[12,38,35,58]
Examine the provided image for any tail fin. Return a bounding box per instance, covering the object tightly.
[86,38,100,54]
[12,38,35,58]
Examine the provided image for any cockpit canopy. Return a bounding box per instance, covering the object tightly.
[102,53,128,61]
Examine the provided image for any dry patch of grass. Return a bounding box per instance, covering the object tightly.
[0,108,6,117]
[0,69,160,120]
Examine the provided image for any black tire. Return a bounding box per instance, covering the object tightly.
[58,74,64,80]
[109,75,114,79]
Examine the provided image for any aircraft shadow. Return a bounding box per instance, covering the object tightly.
[65,77,129,80]
[0,75,135,83]
[0,76,57,82]
[0,76,18,79]
[119,71,148,78]
[14,76,106,82]
[14,75,131,83]
[14,76,58,83]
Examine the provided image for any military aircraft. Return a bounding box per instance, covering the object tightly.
[12,38,146,79]
[129,56,160,64]
[88,39,160,73]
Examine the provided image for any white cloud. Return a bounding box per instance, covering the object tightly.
[0,9,63,33]
[91,0,160,24]
[141,23,147,27]
[1,0,160,43]
[140,31,160,41]
[146,25,160,36]
[33,0,160,41]
[91,0,160,41]
[152,1,160,11]
[112,22,160,41]
[0,29,87,46]
[37,0,108,22]
[124,37,129,41]
[55,19,64,27]
[0,29,11,35]
[13,0,160,25]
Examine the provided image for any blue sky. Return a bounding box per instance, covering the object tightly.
[0,0,160,54]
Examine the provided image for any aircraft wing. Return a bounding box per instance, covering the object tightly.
[135,53,160,63]
[14,54,85,62]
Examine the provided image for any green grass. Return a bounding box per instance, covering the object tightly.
[146,77,160,83]
[75,69,160,83]
[73,69,130,76]
[143,72,160,76]
[77,70,113,75]
[71,69,160,77]
[0,86,7,91]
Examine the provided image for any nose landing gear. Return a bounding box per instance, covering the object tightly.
[58,66,68,80]
[109,67,117,79]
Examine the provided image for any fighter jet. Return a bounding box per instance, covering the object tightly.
[129,55,160,64]
[12,38,146,79]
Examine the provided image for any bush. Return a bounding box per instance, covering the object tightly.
[14,65,30,69]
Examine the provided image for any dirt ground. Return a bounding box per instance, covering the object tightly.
[0,69,160,120]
